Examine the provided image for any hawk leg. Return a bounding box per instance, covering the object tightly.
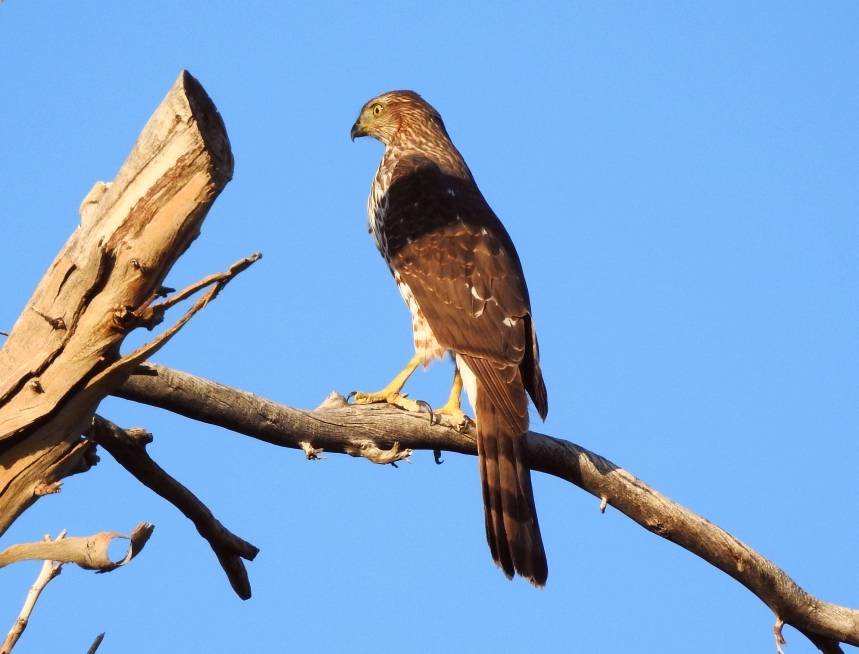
[350,353,429,414]
[433,367,472,431]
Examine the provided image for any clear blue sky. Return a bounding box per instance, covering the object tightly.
[1,2,856,652]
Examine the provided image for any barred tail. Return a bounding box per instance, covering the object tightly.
[474,376,548,586]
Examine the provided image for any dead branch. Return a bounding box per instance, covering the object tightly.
[0,523,153,571]
[87,416,259,599]
[1,525,148,654]
[0,69,234,538]
[1,533,65,654]
[86,633,105,654]
[115,362,859,651]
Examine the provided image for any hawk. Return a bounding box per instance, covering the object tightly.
[350,91,549,586]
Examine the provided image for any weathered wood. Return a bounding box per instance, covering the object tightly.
[116,362,859,651]
[0,523,153,571]
[0,525,151,654]
[0,70,233,537]
[88,416,259,599]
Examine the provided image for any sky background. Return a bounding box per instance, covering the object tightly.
[1,2,857,653]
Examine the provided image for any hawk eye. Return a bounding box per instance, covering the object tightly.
[372,104,383,117]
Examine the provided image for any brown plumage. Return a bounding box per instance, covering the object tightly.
[351,90,549,585]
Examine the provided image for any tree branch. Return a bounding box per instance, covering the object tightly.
[87,416,259,599]
[114,362,858,651]
[0,526,149,653]
[1,533,65,654]
[86,633,105,654]
[0,523,153,571]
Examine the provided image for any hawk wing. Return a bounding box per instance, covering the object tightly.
[384,155,548,421]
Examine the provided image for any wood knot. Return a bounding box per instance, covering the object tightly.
[112,305,136,330]
[31,306,66,330]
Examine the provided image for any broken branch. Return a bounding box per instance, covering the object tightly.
[86,633,105,654]
[0,523,153,571]
[87,416,259,599]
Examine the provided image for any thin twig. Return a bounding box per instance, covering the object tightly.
[86,632,105,654]
[774,617,786,654]
[149,254,261,314]
[84,253,262,400]
[1,532,65,654]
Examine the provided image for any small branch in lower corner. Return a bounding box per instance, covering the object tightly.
[86,632,105,654]
[1,532,65,654]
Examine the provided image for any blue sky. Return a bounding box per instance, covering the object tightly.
[1,2,857,652]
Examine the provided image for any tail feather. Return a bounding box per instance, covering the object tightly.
[478,427,514,577]
[468,357,548,587]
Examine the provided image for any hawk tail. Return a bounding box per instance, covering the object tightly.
[469,359,548,587]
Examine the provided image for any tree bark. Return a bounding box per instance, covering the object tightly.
[0,70,233,537]
[115,362,859,652]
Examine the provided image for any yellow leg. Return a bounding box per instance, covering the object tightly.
[351,353,428,413]
[433,367,472,431]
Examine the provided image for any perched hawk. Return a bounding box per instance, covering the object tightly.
[350,91,549,586]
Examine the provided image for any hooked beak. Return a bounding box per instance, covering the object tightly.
[350,120,366,141]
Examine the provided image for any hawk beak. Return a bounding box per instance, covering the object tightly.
[350,121,366,141]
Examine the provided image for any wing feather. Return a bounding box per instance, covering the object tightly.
[385,155,545,415]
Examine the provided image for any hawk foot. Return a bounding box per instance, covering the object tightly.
[433,403,473,433]
[350,390,433,418]
[433,367,472,432]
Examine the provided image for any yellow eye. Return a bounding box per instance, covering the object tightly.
[372,104,383,117]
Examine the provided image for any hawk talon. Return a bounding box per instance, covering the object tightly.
[433,405,473,433]
[415,399,434,424]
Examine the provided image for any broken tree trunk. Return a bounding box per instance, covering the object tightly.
[0,70,233,538]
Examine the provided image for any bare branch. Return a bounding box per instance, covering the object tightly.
[139,253,261,319]
[87,416,259,599]
[84,252,261,397]
[1,523,142,654]
[0,523,153,571]
[86,633,105,654]
[1,533,64,654]
[115,362,859,650]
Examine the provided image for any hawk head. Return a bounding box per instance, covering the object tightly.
[350,90,448,147]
